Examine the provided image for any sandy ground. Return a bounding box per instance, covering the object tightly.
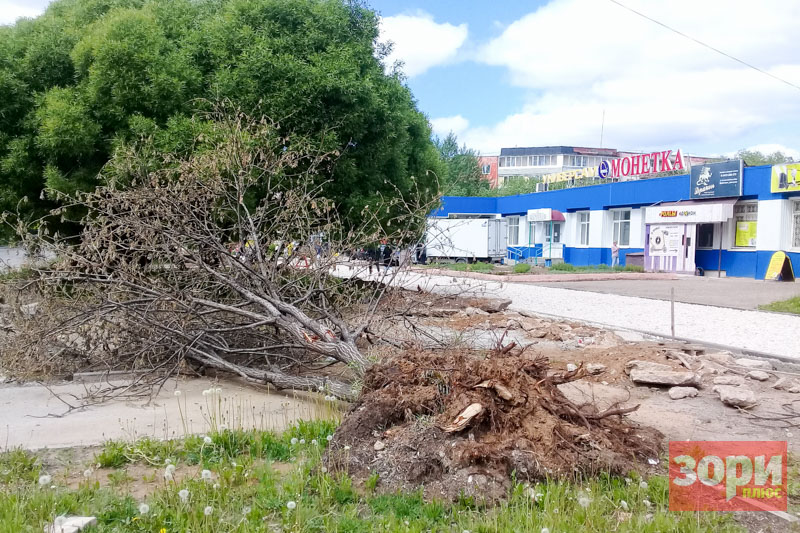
[358,267,800,361]
[0,377,323,450]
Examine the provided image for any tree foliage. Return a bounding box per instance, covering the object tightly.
[0,0,441,239]
[736,149,795,166]
[434,132,490,197]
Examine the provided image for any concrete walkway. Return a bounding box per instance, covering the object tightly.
[370,268,800,361]
[0,378,321,450]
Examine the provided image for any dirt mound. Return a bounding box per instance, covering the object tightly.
[325,348,662,501]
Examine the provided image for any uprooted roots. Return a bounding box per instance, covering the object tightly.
[325,349,662,501]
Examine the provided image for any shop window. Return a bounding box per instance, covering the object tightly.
[697,223,715,249]
[546,223,561,243]
[612,210,631,246]
[734,202,758,247]
[507,216,519,245]
[578,212,590,246]
[793,201,800,248]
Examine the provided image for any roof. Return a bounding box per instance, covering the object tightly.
[499,146,620,157]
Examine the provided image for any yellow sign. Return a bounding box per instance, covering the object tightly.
[765,251,795,281]
[735,221,757,247]
[543,166,599,184]
[770,163,800,192]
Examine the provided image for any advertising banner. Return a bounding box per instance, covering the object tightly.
[690,160,743,199]
[735,221,757,247]
[771,163,800,192]
[648,224,682,257]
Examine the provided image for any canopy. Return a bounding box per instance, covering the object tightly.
[527,208,566,222]
[644,198,736,224]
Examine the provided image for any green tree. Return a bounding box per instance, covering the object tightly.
[736,149,795,166]
[435,132,490,197]
[0,0,441,239]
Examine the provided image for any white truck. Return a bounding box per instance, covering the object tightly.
[425,217,507,263]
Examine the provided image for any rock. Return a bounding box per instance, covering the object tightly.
[734,358,772,371]
[746,370,770,381]
[566,363,578,372]
[789,384,800,394]
[476,298,512,313]
[668,386,699,400]
[713,376,744,386]
[586,363,607,375]
[629,369,701,387]
[773,377,789,390]
[465,306,489,317]
[46,517,97,533]
[702,352,735,365]
[373,440,385,451]
[713,385,757,408]
[624,360,673,375]
[19,302,40,317]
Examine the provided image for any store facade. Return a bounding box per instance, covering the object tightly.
[431,164,800,279]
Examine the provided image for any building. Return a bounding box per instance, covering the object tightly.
[478,155,499,188]
[496,145,714,189]
[430,162,800,280]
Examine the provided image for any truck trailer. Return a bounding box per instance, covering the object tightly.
[425,217,507,263]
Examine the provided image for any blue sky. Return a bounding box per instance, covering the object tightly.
[4,0,800,158]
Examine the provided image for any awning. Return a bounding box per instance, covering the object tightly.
[645,198,736,224]
[527,208,566,222]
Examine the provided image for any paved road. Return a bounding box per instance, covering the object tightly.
[363,268,800,360]
[531,276,800,310]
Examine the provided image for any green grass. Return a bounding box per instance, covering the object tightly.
[513,263,531,274]
[0,422,746,533]
[550,263,644,273]
[441,261,495,273]
[759,296,800,314]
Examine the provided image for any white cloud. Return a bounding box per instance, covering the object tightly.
[463,0,800,154]
[430,115,470,138]
[379,11,468,78]
[0,1,47,25]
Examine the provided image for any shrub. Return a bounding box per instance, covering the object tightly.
[513,263,531,274]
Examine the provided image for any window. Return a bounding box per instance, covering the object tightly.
[481,164,491,174]
[612,210,631,246]
[792,202,800,248]
[546,223,561,243]
[698,223,715,249]
[578,212,590,246]
[733,202,758,247]
[507,216,520,245]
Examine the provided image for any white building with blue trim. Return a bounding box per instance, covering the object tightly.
[430,163,800,279]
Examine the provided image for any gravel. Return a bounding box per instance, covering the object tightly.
[372,269,800,361]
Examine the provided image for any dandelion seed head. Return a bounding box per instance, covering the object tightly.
[286,500,296,510]
[639,480,648,490]
[204,506,213,516]
[620,500,629,511]
[178,489,190,502]
[311,439,318,445]
[326,434,333,441]
[202,389,211,397]
[578,495,591,508]
[138,503,150,515]
[344,445,351,451]
[299,439,305,445]
[203,436,213,445]
[38,475,52,486]
[201,469,212,481]
[174,390,182,397]
[290,438,298,445]
[83,469,92,478]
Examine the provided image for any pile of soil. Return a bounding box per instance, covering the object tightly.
[325,349,662,501]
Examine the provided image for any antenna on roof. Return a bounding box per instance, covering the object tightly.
[600,109,605,149]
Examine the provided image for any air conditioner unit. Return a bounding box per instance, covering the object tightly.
[535,183,545,193]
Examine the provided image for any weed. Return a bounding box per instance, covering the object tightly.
[365,471,380,493]
[0,448,41,484]
[513,263,531,273]
[95,441,130,469]
[760,296,800,314]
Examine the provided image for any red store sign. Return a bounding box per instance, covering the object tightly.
[600,149,685,179]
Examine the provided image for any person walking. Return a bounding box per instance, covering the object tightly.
[611,240,619,267]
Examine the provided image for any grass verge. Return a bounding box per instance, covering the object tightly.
[759,296,800,314]
[0,422,747,532]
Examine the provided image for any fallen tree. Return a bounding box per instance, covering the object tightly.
[8,109,433,400]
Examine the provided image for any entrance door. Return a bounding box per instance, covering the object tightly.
[683,223,696,273]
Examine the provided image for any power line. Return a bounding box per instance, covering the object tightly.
[606,0,800,93]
